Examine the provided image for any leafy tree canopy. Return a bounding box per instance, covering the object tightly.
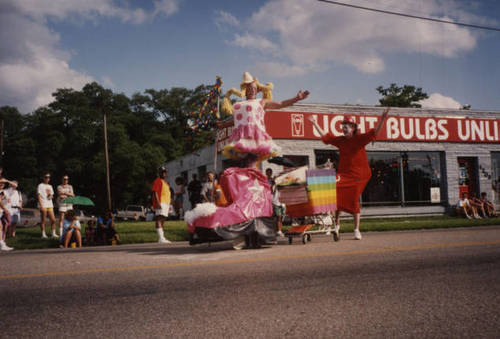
[376,83,429,108]
[0,81,223,213]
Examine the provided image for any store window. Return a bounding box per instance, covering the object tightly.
[362,151,445,207]
[283,155,309,167]
[362,152,402,206]
[403,152,444,205]
[314,151,445,207]
[492,152,500,205]
[314,149,339,169]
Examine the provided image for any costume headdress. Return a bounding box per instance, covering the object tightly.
[221,72,274,115]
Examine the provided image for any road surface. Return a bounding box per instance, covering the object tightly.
[1,226,499,338]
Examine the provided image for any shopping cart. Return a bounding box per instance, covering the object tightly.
[278,168,336,244]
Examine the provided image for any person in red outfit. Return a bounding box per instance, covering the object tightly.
[309,108,389,240]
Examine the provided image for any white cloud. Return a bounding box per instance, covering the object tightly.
[100,76,115,89]
[214,10,240,30]
[8,0,150,24]
[254,61,309,77]
[0,1,180,112]
[153,0,181,17]
[0,10,92,112]
[232,33,280,56]
[419,93,462,109]
[227,0,481,75]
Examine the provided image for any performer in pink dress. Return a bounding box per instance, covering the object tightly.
[221,72,309,166]
[185,72,309,249]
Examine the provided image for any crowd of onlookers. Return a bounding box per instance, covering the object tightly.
[0,167,120,251]
[456,192,497,219]
[1,163,498,251]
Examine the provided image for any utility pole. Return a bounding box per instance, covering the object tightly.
[103,111,112,212]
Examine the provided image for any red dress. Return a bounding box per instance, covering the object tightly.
[322,130,376,214]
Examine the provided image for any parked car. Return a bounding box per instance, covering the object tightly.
[74,209,96,224]
[116,205,147,221]
[18,208,40,228]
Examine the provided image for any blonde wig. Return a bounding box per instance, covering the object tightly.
[221,79,274,115]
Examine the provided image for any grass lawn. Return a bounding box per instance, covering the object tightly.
[5,215,499,251]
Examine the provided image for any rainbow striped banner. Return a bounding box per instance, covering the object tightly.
[286,168,336,217]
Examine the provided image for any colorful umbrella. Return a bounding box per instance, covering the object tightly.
[63,196,95,206]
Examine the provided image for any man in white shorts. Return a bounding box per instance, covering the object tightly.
[38,173,58,238]
[151,167,171,243]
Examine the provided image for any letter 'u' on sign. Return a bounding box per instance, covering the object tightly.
[291,114,304,137]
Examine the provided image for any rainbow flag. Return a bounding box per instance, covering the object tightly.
[286,168,336,217]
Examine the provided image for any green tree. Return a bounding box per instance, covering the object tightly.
[376,83,429,108]
[0,81,224,212]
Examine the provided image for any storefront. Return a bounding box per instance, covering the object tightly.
[166,104,500,217]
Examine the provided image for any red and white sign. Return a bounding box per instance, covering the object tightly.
[216,126,233,152]
[265,111,500,143]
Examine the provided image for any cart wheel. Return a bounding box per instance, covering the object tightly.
[288,237,293,245]
[302,234,307,244]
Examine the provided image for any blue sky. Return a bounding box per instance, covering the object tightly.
[1,0,499,113]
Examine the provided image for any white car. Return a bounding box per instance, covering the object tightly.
[18,208,40,228]
[116,205,147,221]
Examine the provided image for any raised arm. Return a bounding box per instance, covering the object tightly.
[263,90,310,110]
[374,108,390,136]
[308,115,327,138]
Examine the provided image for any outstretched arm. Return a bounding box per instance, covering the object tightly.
[263,90,310,110]
[308,115,327,138]
[374,108,390,136]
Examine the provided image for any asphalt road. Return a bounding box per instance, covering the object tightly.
[1,226,500,338]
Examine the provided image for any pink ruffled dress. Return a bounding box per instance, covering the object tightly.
[223,99,280,161]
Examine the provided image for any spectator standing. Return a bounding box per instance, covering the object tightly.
[57,175,75,236]
[214,173,228,207]
[309,109,389,241]
[5,181,22,238]
[201,172,215,203]
[97,211,120,245]
[187,174,202,209]
[266,168,284,237]
[60,209,82,248]
[152,167,171,243]
[0,184,13,251]
[174,177,185,219]
[38,173,58,238]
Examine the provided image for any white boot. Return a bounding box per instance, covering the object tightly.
[0,240,13,251]
[157,228,171,244]
[51,230,59,238]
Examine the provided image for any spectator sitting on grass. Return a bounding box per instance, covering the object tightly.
[97,211,120,245]
[480,192,497,217]
[84,220,96,246]
[456,192,475,219]
[60,209,82,248]
[469,192,486,218]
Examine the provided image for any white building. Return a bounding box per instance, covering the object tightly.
[166,104,500,217]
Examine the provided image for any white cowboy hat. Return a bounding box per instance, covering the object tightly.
[242,71,254,84]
